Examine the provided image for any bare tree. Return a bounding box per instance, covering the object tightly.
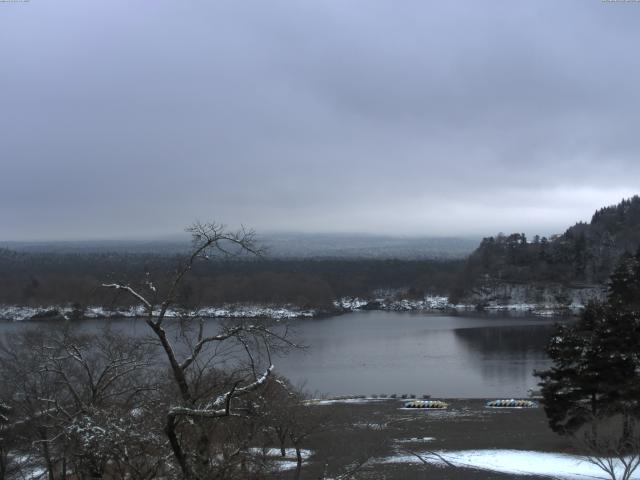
[102,222,296,479]
[254,376,327,479]
[0,400,10,480]
[0,327,160,480]
[578,415,640,480]
[0,223,298,479]
[260,376,296,458]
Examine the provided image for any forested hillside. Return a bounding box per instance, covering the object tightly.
[454,196,640,300]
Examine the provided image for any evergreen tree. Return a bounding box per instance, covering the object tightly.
[0,401,7,425]
[608,249,640,312]
[537,251,640,435]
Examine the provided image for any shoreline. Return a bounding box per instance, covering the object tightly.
[0,296,582,322]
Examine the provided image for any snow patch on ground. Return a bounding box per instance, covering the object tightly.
[306,397,388,406]
[249,448,312,458]
[9,454,46,479]
[248,448,313,472]
[394,437,435,443]
[380,449,640,479]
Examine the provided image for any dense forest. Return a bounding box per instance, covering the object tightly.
[0,249,462,311]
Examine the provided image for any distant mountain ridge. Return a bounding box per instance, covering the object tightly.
[1,233,479,260]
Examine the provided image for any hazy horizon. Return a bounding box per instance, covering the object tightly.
[3,1,640,240]
[3,231,482,244]
[0,196,630,242]
[1,231,482,260]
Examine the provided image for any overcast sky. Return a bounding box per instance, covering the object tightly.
[1,0,639,240]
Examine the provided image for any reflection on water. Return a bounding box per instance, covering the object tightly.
[453,324,556,356]
[277,311,560,397]
[1,311,562,398]
[452,325,557,396]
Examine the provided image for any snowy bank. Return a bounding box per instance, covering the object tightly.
[1,288,588,322]
[334,295,581,316]
[0,304,318,322]
[380,449,640,479]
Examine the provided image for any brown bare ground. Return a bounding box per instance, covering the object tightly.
[273,398,574,479]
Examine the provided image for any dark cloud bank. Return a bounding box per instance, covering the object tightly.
[1,0,639,240]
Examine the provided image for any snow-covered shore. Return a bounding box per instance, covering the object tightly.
[333,295,582,316]
[0,292,585,322]
[0,304,318,322]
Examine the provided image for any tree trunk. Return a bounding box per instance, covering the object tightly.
[38,427,55,480]
[294,446,303,480]
[165,414,192,479]
[277,429,287,457]
[195,428,211,476]
[622,413,631,447]
[0,445,6,480]
[148,321,193,403]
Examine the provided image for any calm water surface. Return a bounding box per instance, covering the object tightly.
[1,311,560,398]
[280,311,558,397]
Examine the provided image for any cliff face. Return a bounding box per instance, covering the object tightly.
[461,279,607,311]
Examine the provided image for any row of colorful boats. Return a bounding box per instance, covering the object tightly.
[403,399,538,409]
[403,400,448,409]
[486,399,537,408]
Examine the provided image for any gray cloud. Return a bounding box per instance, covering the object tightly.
[1,0,639,240]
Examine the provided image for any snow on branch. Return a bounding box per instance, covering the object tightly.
[168,365,274,419]
[102,283,152,311]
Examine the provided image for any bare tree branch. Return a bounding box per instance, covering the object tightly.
[168,365,274,420]
[102,283,152,312]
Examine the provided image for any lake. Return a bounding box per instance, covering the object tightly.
[280,311,558,397]
[0,310,560,398]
